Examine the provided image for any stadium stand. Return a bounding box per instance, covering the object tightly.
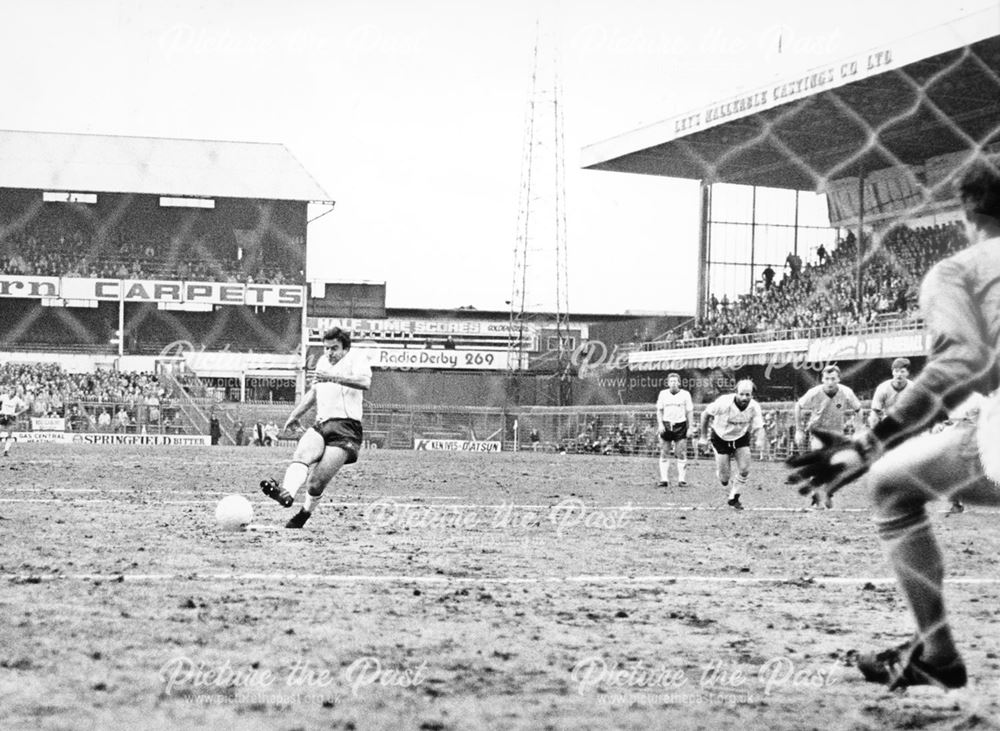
[672,222,965,347]
[0,204,303,285]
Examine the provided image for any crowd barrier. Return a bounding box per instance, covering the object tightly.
[3,400,183,435]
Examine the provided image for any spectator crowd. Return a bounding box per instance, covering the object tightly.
[0,208,304,285]
[0,362,176,433]
[666,223,966,345]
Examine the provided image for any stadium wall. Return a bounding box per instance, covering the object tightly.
[215,400,872,459]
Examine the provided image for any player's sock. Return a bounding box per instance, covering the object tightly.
[735,473,748,495]
[281,461,309,502]
[677,458,687,484]
[3,437,11,455]
[303,490,323,514]
[877,509,958,666]
[723,481,736,499]
[658,458,669,483]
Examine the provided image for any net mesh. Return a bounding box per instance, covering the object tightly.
[0,20,998,686]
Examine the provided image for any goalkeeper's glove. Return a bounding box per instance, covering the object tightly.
[786,427,882,496]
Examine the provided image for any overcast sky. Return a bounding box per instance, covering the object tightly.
[0,0,990,314]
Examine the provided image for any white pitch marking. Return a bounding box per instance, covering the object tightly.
[311,503,877,514]
[0,498,993,516]
[0,497,479,506]
[0,497,866,512]
[0,499,209,505]
[2,488,466,500]
[5,573,1000,586]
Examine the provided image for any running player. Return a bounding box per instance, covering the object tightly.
[0,385,28,457]
[698,379,764,510]
[868,358,913,428]
[787,159,1000,690]
[655,373,694,487]
[260,327,372,528]
[793,364,861,508]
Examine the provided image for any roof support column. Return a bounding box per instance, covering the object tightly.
[696,181,712,322]
[749,185,758,292]
[856,167,866,313]
[793,190,800,255]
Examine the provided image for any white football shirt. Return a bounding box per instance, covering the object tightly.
[656,388,693,425]
[705,394,764,441]
[313,349,372,422]
[0,393,26,416]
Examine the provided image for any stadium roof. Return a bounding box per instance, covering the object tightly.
[0,130,333,202]
[582,7,1000,190]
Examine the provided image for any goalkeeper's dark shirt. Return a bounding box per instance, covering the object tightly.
[876,235,1000,447]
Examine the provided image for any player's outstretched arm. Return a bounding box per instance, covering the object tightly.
[698,411,712,446]
[791,402,807,446]
[282,388,317,431]
[867,408,881,430]
[875,262,996,450]
[312,372,371,390]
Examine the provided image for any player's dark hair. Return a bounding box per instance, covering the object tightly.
[323,327,351,350]
[958,158,1000,222]
[822,364,840,376]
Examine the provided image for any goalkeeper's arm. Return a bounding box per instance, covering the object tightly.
[786,427,883,495]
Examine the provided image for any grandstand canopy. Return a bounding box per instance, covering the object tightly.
[582,8,1000,190]
[0,130,332,203]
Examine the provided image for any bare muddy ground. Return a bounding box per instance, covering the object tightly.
[2,445,999,730]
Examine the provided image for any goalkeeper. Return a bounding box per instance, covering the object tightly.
[788,159,1000,691]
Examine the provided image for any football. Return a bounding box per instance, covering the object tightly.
[215,494,254,531]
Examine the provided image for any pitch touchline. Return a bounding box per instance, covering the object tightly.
[5,572,1000,586]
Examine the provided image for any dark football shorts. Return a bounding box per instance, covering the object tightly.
[710,430,751,455]
[0,414,15,428]
[312,418,363,464]
[659,421,689,443]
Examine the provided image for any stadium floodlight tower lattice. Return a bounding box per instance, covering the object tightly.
[582,6,1000,357]
[507,24,572,407]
